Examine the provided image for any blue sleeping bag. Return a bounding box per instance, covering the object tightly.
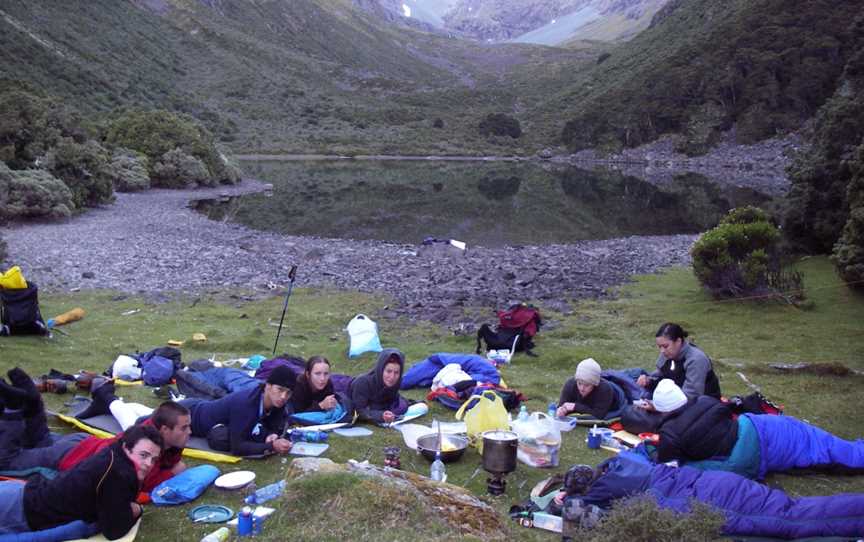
[401,353,500,390]
[0,522,96,542]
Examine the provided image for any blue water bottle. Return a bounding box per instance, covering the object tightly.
[548,402,557,419]
[237,506,253,537]
[288,429,329,443]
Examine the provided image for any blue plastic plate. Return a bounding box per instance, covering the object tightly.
[188,504,234,523]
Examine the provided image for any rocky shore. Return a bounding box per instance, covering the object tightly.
[4,180,697,326]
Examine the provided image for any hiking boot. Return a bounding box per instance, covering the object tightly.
[8,367,46,417]
[34,378,68,394]
[75,379,117,420]
[74,371,100,391]
[0,378,27,411]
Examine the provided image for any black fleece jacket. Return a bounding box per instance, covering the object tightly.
[23,440,139,540]
[657,395,738,463]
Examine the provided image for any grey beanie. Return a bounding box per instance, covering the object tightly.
[575,358,602,386]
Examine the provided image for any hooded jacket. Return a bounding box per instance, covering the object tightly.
[656,395,738,463]
[349,349,405,423]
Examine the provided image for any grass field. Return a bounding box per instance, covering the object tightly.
[1,256,862,540]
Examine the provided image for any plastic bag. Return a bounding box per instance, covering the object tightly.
[346,314,383,358]
[455,390,510,452]
[0,265,28,289]
[511,412,561,468]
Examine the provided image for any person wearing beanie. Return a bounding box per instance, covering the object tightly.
[556,358,622,420]
[652,380,864,482]
[180,365,295,456]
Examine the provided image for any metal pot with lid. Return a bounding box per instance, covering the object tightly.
[481,430,518,475]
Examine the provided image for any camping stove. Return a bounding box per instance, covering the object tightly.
[486,472,508,495]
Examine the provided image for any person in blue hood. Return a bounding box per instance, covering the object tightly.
[349,349,409,424]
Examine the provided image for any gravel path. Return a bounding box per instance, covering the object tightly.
[4,180,697,325]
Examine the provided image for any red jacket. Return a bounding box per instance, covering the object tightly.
[58,418,183,493]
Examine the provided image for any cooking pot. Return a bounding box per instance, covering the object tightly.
[416,434,468,463]
[480,430,518,474]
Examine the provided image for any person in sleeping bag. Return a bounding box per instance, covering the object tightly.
[551,454,864,540]
[0,424,162,540]
[293,356,340,413]
[180,365,295,456]
[349,349,408,424]
[556,358,623,419]
[650,379,864,480]
[0,367,192,493]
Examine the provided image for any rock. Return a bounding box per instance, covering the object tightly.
[82,271,95,279]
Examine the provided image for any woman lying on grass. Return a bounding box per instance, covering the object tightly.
[349,349,409,424]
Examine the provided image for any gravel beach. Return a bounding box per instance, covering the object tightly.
[5,179,698,324]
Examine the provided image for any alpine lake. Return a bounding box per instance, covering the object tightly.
[191,159,783,247]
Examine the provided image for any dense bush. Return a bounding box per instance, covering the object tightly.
[42,139,114,208]
[0,162,74,219]
[478,113,522,139]
[107,149,150,192]
[103,109,240,186]
[691,206,785,297]
[560,1,864,153]
[831,144,864,288]
[0,88,87,170]
[151,148,211,188]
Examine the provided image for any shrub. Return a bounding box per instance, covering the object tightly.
[107,149,150,192]
[568,495,724,542]
[0,162,74,219]
[151,148,210,188]
[104,109,240,186]
[832,149,864,288]
[478,113,522,138]
[691,207,795,298]
[42,138,114,209]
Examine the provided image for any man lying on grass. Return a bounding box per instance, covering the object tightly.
[0,367,191,494]
[0,424,162,540]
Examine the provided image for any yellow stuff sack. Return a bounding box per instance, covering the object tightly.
[0,266,27,289]
[455,389,510,452]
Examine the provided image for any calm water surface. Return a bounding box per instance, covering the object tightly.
[192,160,778,247]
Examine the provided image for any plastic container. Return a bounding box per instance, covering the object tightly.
[430,451,446,482]
[531,512,563,533]
[244,480,286,505]
[288,429,329,443]
[201,527,230,542]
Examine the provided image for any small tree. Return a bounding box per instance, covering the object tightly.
[151,148,211,188]
[107,149,151,192]
[42,138,114,209]
[0,162,74,219]
[831,145,864,288]
[478,113,522,138]
[691,206,800,299]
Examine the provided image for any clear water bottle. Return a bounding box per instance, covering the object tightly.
[517,405,529,421]
[200,527,230,542]
[245,479,286,505]
[430,451,446,482]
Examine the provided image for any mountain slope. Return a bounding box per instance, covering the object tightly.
[540,0,864,154]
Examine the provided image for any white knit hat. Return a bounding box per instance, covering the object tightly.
[652,379,687,412]
[575,358,602,386]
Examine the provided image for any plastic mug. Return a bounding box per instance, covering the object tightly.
[587,429,601,449]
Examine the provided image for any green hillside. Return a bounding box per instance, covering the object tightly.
[540,0,864,154]
[0,0,594,155]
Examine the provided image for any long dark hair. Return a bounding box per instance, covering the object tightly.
[305,356,331,376]
[655,322,688,342]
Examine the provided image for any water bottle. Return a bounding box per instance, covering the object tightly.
[288,429,329,443]
[200,527,230,542]
[430,451,446,482]
[237,507,253,537]
[245,479,286,505]
[517,405,529,421]
[547,402,557,419]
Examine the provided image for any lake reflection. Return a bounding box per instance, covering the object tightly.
[192,160,775,247]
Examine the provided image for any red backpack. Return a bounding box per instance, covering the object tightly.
[497,304,542,338]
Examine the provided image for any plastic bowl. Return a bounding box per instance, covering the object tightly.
[416,434,468,463]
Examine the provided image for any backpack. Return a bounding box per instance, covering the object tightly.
[0,283,49,336]
[137,347,183,386]
[476,304,542,356]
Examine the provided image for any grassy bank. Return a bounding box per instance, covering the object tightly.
[1,257,862,541]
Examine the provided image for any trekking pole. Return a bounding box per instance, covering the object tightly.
[272,265,298,355]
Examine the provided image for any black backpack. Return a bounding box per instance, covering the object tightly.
[0,283,49,336]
